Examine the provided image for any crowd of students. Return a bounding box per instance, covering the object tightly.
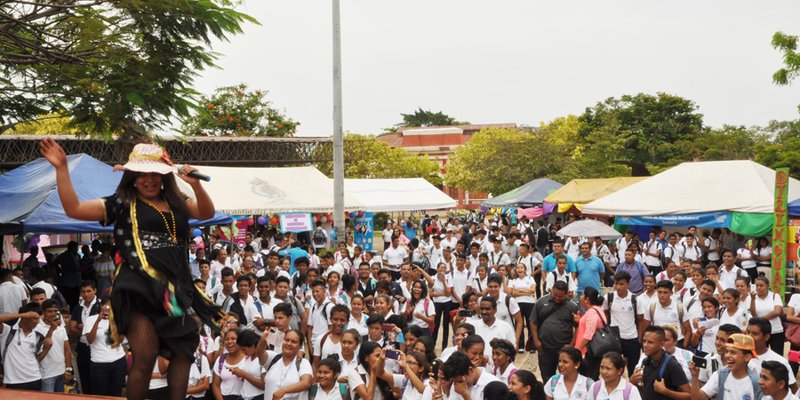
[0,216,798,400]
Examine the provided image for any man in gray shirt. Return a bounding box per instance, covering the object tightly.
[530,280,578,383]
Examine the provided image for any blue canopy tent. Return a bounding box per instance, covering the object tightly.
[0,154,231,234]
[791,197,800,217]
[481,178,563,208]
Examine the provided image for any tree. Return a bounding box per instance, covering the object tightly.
[385,108,467,132]
[315,134,442,185]
[444,127,566,194]
[577,93,704,175]
[772,32,800,87]
[0,1,256,141]
[8,113,93,136]
[756,119,800,178]
[182,84,298,137]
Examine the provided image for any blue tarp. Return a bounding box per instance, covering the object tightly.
[0,154,232,234]
[616,211,731,228]
[791,197,800,217]
[481,178,563,208]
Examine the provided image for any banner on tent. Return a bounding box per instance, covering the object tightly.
[280,213,313,233]
[771,168,789,297]
[353,212,374,252]
[616,212,731,228]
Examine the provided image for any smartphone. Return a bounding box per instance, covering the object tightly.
[459,310,474,318]
[382,324,395,333]
[385,349,400,360]
[431,359,442,378]
[692,355,707,369]
[789,350,800,363]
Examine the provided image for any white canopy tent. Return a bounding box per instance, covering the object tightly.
[196,166,363,214]
[583,160,800,215]
[343,178,456,212]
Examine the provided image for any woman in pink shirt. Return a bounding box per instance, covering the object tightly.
[574,286,606,381]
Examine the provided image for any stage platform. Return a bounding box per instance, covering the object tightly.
[0,389,121,399]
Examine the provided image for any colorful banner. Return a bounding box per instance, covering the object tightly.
[279,213,313,233]
[353,212,374,252]
[788,219,800,262]
[616,212,731,228]
[233,219,249,248]
[771,168,789,297]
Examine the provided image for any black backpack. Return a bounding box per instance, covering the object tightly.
[313,228,327,246]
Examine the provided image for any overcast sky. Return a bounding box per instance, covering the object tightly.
[188,0,800,137]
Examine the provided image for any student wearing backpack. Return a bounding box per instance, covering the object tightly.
[545,255,577,298]
[629,326,690,400]
[603,271,641,376]
[697,324,742,385]
[310,355,350,400]
[749,276,785,354]
[689,333,761,400]
[404,280,435,333]
[0,304,47,390]
[590,352,641,400]
[747,317,798,391]
[640,280,691,348]
[313,304,350,371]
[544,347,594,400]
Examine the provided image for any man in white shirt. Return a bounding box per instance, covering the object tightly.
[690,332,761,400]
[602,270,640,376]
[450,253,472,309]
[467,243,482,274]
[306,279,333,354]
[312,304,349,371]
[747,317,798,391]
[382,235,409,280]
[616,231,633,261]
[487,238,510,269]
[68,280,99,395]
[563,236,583,260]
[472,295,516,358]
[245,276,283,335]
[429,235,444,268]
[644,231,663,275]
[0,303,47,390]
[485,274,522,346]
[679,234,703,263]
[37,299,72,393]
[663,233,681,266]
[0,268,27,314]
[441,351,501,400]
[641,280,691,346]
[718,250,747,290]
[442,229,459,250]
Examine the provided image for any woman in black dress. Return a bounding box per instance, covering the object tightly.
[40,138,223,400]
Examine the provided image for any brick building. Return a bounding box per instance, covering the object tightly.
[378,123,517,209]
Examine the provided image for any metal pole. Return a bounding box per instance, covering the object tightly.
[332,0,345,243]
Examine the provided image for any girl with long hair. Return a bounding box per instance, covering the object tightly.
[347,342,387,400]
[510,370,545,400]
[405,280,435,333]
[430,262,453,348]
[544,347,593,400]
[590,352,640,400]
[750,276,785,353]
[40,139,220,400]
[719,288,750,331]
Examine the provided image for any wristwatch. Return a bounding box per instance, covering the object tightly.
[65,367,73,373]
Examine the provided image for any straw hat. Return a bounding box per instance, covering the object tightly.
[123,143,176,175]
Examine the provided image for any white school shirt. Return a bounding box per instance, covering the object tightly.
[348,366,385,400]
[383,246,408,268]
[753,292,784,333]
[517,254,541,276]
[545,270,577,294]
[262,353,313,400]
[431,275,453,303]
[308,300,333,343]
[749,348,797,385]
[408,299,435,329]
[0,323,42,384]
[473,318,516,357]
[495,293,520,326]
[704,237,720,261]
[719,307,750,331]
[645,240,662,266]
[313,331,342,359]
[35,322,68,379]
[643,300,688,340]
[240,356,265,399]
[718,265,746,290]
[602,292,638,340]
[589,380,642,400]
[701,371,756,400]
[737,248,757,269]
[346,313,369,336]
[471,276,488,294]
[150,361,169,390]
[450,268,471,302]
[188,355,212,398]
[214,355,246,397]
[492,362,518,384]
[544,374,593,400]
[636,291,656,315]
[245,296,283,334]
[470,370,501,400]
[82,315,126,363]
[488,251,510,267]
[509,276,536,304]
[679,244,702,262]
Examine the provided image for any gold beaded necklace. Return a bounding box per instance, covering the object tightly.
[136,195,177,243]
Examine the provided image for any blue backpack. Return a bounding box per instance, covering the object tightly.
[716,367,762,400]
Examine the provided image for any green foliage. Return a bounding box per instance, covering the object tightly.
[772,32,800,86]
[756,120,800,178]
[0,1,257,140]
[9,113,99,136]
[315,134,442,186]
[387,108,467,132]
[182,84,298,137]
[444,127,566,194]
[578,93,703,175]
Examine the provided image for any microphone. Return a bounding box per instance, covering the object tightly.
[176,165,211,182]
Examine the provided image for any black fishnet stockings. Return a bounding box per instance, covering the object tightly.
[126,313,158,400]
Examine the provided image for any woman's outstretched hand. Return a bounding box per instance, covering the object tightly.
[40,138,68,169]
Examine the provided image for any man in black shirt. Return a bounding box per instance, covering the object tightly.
[530,280,578,383]
[630,325,691,400]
